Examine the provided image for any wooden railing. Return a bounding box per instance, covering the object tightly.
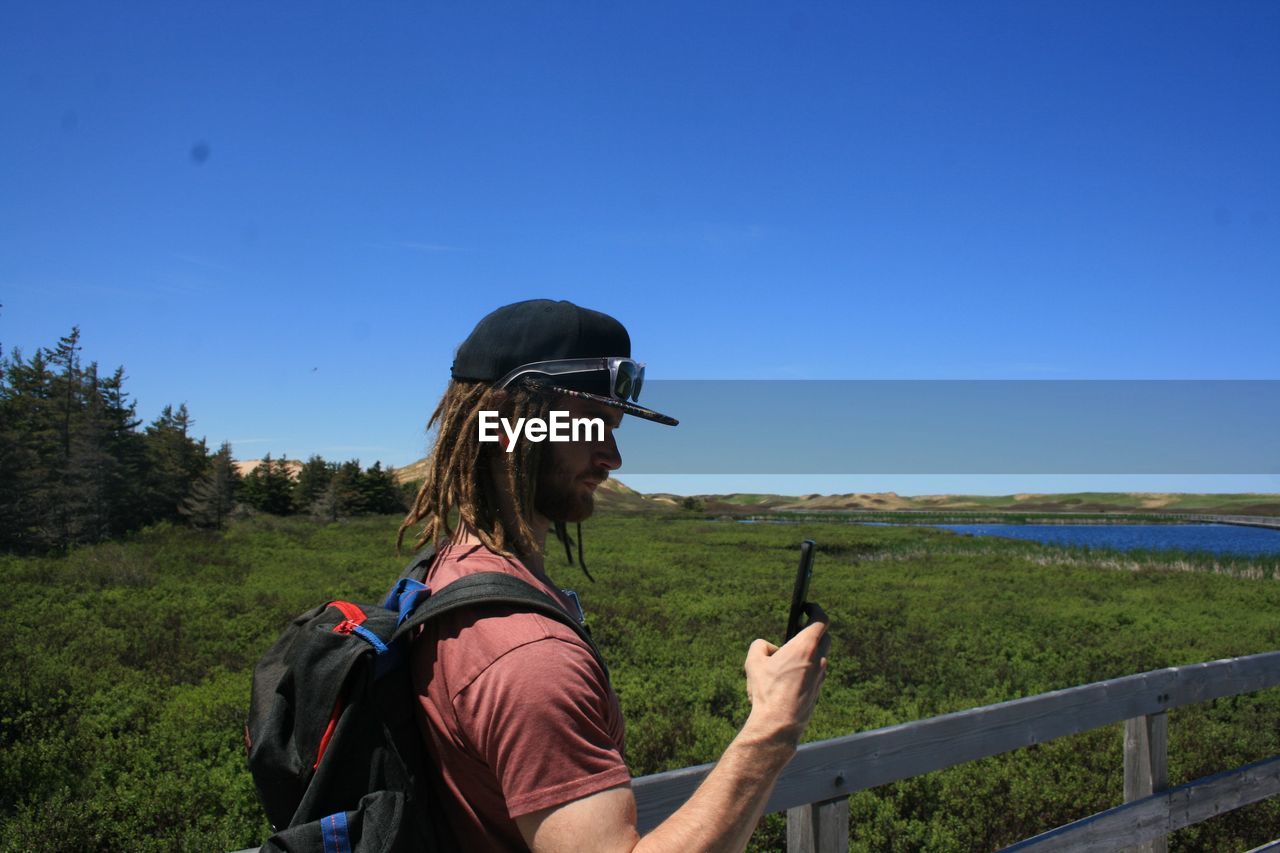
[1177,513,1280,530]
[633,651,1280,852]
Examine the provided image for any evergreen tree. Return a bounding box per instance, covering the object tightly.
[60,361,146,544]
[0,395,20,547]
[97,367,149,536]
[42,329,84,549]
[264,455,296,515]
[238,456,263,509]
[180,443,239,529]
[360,461,406,515]
[0,346,49,551]
[240,453,295,515]
[65,362,114,545]
[305,459,366,520]
[332,460,367,516]
[310,478,342,523]
[293,455,333,512]
[143,404,208,524]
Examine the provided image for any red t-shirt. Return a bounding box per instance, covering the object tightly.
[410,541,629,851]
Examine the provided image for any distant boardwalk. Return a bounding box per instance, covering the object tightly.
[1184,513,1280,531]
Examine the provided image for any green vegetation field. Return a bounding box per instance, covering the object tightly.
[4,513,1280,851]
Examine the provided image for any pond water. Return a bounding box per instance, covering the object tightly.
[932,523,1280,557]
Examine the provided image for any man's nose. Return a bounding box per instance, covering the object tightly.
[595,431,622,471]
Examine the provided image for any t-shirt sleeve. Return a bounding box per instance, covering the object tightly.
[452,635,631,818]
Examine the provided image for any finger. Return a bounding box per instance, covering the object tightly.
[797,603,830,642]
[784,615,829,659]
[794,613,829,643]
[748,638,778,659]
[802,601,829,624]
[782,607,828,649]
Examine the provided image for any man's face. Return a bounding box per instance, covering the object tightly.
[534,395,623,524]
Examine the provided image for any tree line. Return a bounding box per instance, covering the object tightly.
[0,327,409,554]
[238,454,407,523]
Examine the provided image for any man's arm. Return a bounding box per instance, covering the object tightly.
[516,607,831,853]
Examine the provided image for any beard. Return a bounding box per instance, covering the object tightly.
[534,456,600,523]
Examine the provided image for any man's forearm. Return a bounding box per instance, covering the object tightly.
[521,625,829,853]
[635,716,797,853]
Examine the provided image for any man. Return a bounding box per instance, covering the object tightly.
[400,299,830,852]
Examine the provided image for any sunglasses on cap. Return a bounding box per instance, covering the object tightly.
[494,357,645,402]
[493,357,678,426]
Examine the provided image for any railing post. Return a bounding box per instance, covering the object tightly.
[787,797,849,853]
[1124,711,1169,853]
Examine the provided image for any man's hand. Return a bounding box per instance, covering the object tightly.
[518,603,832,853]
[742,603,830,747]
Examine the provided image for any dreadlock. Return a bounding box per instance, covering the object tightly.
[396,380,587,575]
[554,520,593,582]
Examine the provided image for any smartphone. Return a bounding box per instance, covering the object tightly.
[785,540,816,641]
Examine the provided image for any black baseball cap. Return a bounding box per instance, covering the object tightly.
[451,299,678,426]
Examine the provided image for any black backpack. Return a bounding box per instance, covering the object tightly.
[245,547,607,852]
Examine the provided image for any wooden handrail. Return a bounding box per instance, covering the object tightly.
[633,651,1280,850]
[1003,754,1280,851]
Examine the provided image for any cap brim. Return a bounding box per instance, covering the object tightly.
[523,379,678,426]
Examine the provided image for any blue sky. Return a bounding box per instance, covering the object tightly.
[3,2,1277,495]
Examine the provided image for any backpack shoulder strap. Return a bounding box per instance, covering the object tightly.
[397,543,439,584]
[392,571,607,674]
